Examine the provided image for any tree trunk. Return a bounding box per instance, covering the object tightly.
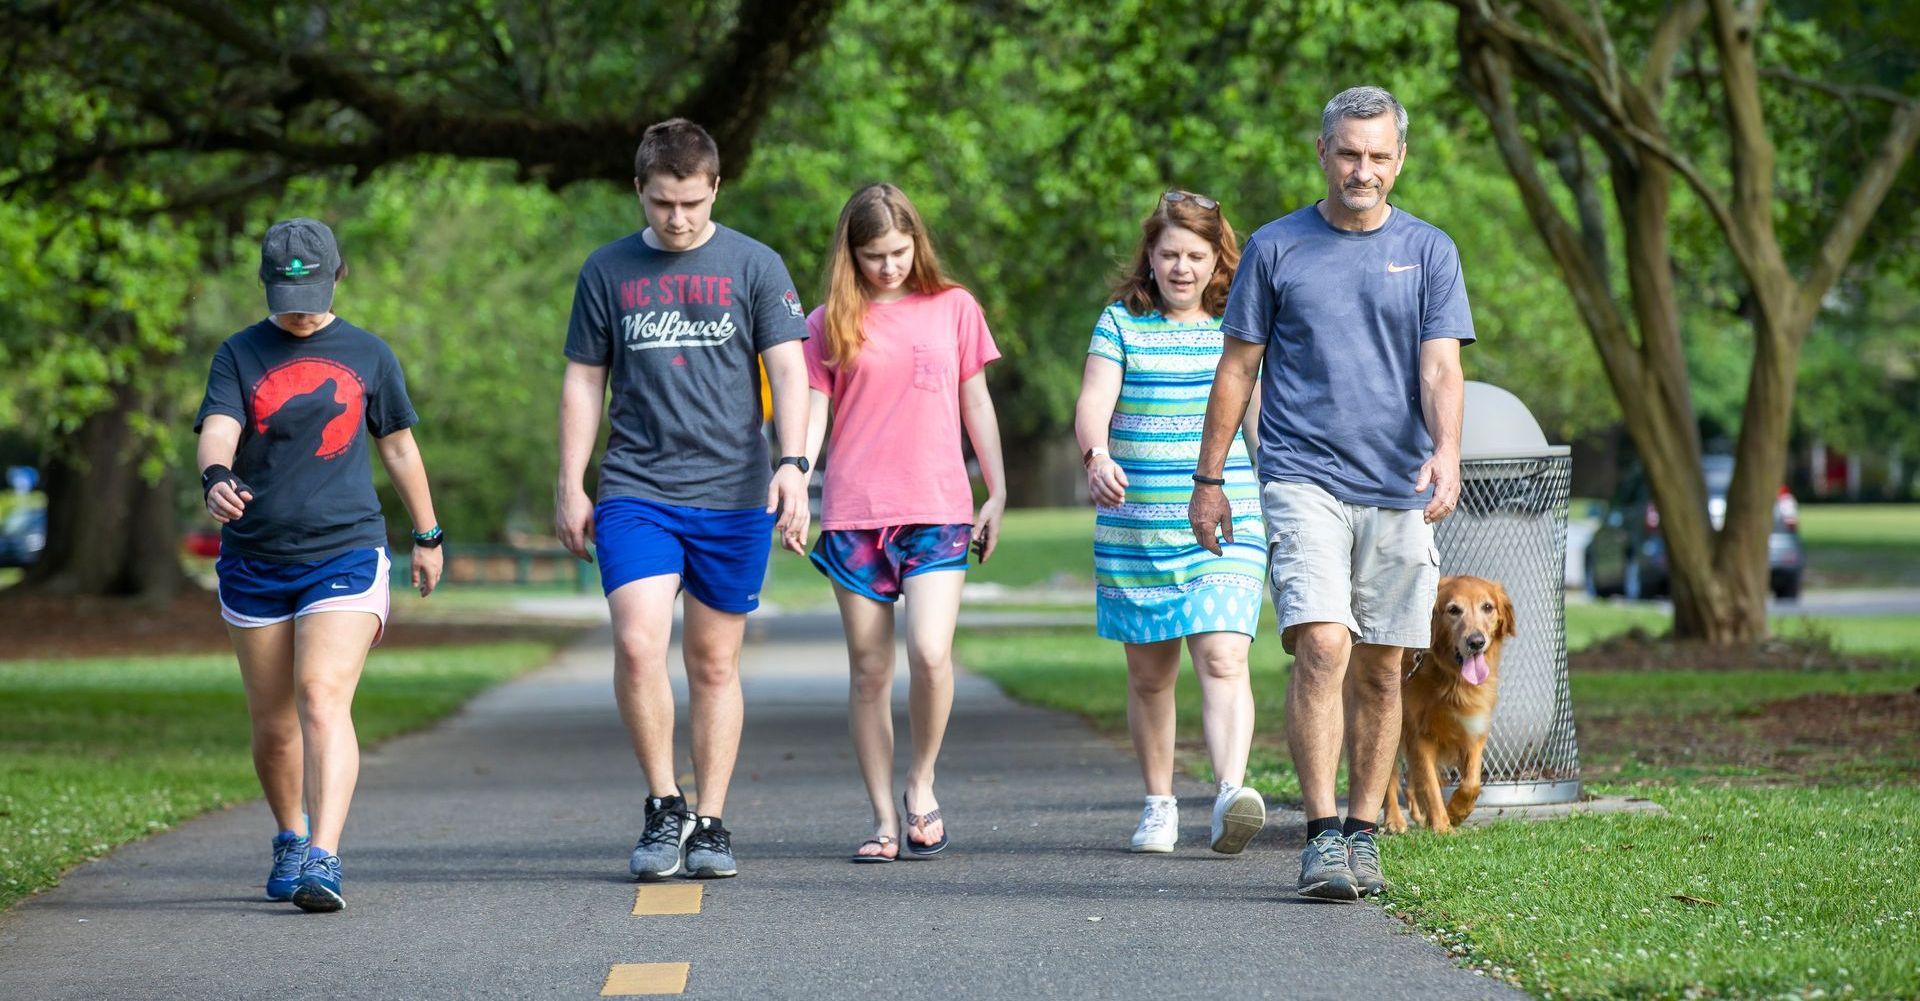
[17,381,194,601]
[1003,434,1084,508]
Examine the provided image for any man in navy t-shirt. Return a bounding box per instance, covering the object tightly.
[1189,86,1474,901]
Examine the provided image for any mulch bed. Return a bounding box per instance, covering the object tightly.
[0,590,583,661]
[1579,687,1920,781]
[1570,626,1904,672]
[1571,626,1917,779]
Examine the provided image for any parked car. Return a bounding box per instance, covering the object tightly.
[0,505,47,568]
[182,528,222,558]
[1585,454,1803,601]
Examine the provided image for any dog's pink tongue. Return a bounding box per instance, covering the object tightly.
[1461,652,1490,686]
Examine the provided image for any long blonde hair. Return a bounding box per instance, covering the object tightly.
[821,183,957,367]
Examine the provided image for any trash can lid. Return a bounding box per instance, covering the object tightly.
[1462,381,1568,460]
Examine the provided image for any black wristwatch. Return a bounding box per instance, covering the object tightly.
[411,525,445,549]
[777,455,810,474]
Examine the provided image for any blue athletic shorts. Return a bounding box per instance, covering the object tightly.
[810,524,971,604]
[216,546,391,644]
[594,497,776,613]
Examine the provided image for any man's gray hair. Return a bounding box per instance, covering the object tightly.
[1321,86,1407,147]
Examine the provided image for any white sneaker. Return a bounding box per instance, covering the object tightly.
[1209,783,1266,854]
[1130,796,1178,853]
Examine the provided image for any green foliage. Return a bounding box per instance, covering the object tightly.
[0,641,561,911]
[5,0,1913,546]
[0,201,210,481]
[723,0,1605,443]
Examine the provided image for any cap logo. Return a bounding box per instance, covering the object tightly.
[282,258,314,277]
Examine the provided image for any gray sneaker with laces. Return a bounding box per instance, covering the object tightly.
[1297,830,1360,900]
[1346,831,1387,896]
[684,816,737,879]
[630,794,694,881]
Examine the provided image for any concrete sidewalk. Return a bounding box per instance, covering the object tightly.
[0,616,1518,1000]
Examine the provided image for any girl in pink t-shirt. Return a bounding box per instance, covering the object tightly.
[788,183,1006,863]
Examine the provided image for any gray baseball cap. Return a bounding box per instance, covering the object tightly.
[259,218,341,315]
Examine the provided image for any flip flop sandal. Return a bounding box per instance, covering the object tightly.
[903,794,950,856]
[849,835,898,864]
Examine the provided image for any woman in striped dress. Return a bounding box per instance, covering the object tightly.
[1073,191,1268,855]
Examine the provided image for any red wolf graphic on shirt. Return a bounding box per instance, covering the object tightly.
[250,358,366,460]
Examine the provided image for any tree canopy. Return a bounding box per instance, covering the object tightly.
[1,0,1914,625]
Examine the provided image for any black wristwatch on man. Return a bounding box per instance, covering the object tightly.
[777,456,810,474]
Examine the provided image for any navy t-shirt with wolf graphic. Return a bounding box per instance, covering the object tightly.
[563,224,809,510]
[195,317,418,561]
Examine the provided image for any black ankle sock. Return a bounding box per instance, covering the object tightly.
[1343,816,1377,838]
[1307,816,1341,840]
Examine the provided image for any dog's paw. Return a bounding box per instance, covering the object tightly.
[1382,817,1408,835]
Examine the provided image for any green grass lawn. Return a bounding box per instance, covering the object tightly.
[1800,503,1920,589]
[1385,784,1920,998]
[956,600,1920,999]
[0,641,562,911]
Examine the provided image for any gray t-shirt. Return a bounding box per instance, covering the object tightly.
[564,224,808,509]
[1222,203,1475,510]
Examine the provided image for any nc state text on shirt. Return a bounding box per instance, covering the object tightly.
[618,274,734,309]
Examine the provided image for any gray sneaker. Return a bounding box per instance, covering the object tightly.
[1298,831,1360,901]
[1346,831,1387,896]
[629,795,694,881]
[683,816,737,879]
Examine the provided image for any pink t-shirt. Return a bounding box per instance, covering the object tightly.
[804,286,1001,530]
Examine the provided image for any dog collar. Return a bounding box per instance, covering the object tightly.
[1406,649,1467,681]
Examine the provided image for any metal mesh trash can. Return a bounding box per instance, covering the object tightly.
[1429,382,1579,806]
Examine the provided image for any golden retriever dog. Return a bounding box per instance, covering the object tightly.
[1377,575,1516,834]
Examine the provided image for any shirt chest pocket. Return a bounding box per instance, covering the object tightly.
[911,342,953,392]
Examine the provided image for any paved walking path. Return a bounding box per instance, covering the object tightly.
[0,616,1518,1000]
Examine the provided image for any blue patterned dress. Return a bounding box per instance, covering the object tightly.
[1089,302,1266,643]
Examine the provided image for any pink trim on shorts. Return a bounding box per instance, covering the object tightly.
[297,548,392,646]
[219,548,392,646]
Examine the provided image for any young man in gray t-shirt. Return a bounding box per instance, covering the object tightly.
[556,119,812,882]
[1190,87,1473,901]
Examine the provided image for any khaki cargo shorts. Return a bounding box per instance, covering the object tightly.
[1260,480,1439,653]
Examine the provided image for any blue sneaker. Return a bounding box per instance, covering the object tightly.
[290,849,345,912]
[266,830,309,901]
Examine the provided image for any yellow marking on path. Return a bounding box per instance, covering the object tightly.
[632,883,703,916]
[601,963,690,996]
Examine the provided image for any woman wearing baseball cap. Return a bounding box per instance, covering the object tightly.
[193,217,445,912]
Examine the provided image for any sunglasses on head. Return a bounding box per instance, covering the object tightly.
[1162,190,1219,211]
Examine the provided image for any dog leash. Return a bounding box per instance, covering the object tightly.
[1405,651,1424,681]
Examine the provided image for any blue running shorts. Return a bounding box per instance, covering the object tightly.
[216,546,391,643]
[594,497,777,613]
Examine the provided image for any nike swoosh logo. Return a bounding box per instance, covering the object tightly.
[330,582,350,590]
[1387,263,1420,273]
[953,540,968,549]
